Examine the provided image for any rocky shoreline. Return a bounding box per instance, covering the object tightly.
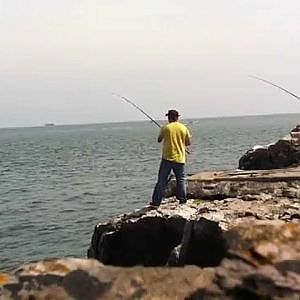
[1,166,300,299]
[1,127,300,299]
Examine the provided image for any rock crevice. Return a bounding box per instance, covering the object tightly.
[88,215,227,268]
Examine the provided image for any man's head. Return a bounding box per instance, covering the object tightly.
[165,109,180,122]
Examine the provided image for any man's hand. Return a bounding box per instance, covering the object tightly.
[185,135,191,147]
[185,146,191,154]
[158,127,164,143]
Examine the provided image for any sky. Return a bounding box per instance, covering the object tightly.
[0,0,300,127]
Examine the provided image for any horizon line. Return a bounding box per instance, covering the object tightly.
[1,111,300,130]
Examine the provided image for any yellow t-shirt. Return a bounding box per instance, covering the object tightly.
[159,122,191,164]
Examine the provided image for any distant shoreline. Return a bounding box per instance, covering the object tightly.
[1,112,300,130]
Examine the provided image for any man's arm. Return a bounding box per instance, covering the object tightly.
[185,129,191,146]
[157,127,164,143]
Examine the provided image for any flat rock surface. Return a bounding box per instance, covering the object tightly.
[189,165,300,181]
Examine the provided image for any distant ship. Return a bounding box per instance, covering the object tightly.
[44,123,55,127]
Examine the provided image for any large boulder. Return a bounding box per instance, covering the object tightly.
[87,206,227,268]
[239,126,300,170]
[87,186,300,268]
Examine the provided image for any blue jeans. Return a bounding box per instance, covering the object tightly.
[152,159,187,206]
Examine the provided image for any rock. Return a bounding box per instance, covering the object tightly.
[87,209,227,268]
[87,167,300,268]
[238,126,300,170]
[167,218,227,267]
[88,211,187,266]
[182,218,226,267]
[88,172,300,267]
[2,222,300,299]
[291,125,300,133]
[188,258,300,299]
[0,258,212,299]
[166,166,300,201]
[239,146,273,170]
[224,220,300,266]
[188,221,300,299]
[3,166,300,298]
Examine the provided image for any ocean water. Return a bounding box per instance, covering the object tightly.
[0,113,299,269]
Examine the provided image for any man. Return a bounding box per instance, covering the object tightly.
[150,109,191,207]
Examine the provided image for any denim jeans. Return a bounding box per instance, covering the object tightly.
[152,159,187,206]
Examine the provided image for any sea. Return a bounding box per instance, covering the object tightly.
[0,113,299,270]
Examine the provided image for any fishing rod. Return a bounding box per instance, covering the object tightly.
[113,93,191,155]
[112,93,161,128]
[250,76,300,100]
[113,93,194,127]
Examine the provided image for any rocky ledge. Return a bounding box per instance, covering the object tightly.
[88,167,300,268]
[1,167,300,298]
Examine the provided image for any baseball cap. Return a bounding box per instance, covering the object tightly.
[165,109,180,117]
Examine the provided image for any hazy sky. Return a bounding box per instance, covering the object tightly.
[1,0,300,127]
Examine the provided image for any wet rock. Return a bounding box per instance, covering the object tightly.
[239,146,272,170]
[239,126,300,170]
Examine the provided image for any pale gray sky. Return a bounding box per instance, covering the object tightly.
[0,0,300,127]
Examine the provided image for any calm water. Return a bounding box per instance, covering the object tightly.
[0,113,299,269]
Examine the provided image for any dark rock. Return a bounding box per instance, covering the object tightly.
[167,219,227,267]
[167,220,194,266]
[88,213,227,268]
[88,215,187,266]
[63,270,112,300]
[276,260,300,275]
[239,146,272,170]
[183,218,226,267]
[291,125,300,132]
[238,126,300,170]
